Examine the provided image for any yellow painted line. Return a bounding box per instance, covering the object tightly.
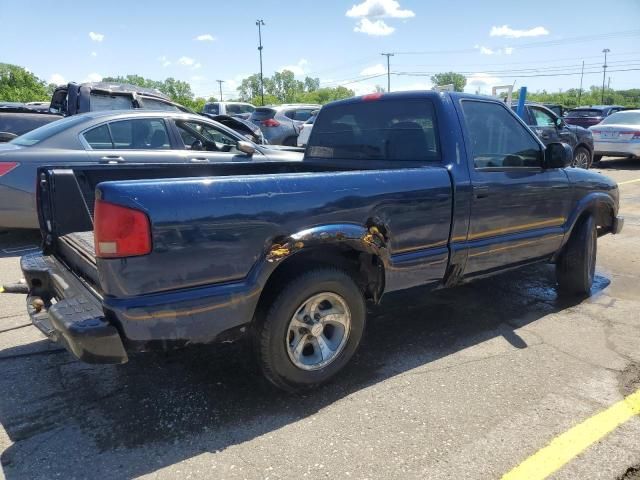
[618,178,640,185]
[0,286,3,293]
[502,388,640,480]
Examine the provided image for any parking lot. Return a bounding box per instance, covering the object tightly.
[0,159,638,479]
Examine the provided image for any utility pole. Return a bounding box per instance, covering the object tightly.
[256,19,265,105]
[578,60,584,105]
[216,80,224,102]
[381,53,394,92]
[602,48,610,104]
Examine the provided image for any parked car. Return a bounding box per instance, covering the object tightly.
[20,91,622,391]
[49,82,191,116]
[0,82,192,142]
[249,104,320,145]
[0,104,61,142]
[202,102,255,119]
[589,109,640,163]
[0,110,302,229]
[512,102,594,168]
[564,105,626,128]
[296,110,319,147]
[208,114,266,144]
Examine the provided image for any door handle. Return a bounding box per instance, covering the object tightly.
[474,185,490,199]
[99,155,125,163]
[189,158,209,163]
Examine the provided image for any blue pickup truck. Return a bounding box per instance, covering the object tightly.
[21,91,623,391]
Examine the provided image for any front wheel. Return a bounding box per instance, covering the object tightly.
[255,268,366,391]
[572,146,591,169]
[556,215,597,296]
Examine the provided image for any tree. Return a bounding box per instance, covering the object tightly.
[430,72,467,92]
[0,63,50,102]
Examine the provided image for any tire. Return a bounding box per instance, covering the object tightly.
[556,215,597,296]
[255,267,366,391]
[572,146,591,169]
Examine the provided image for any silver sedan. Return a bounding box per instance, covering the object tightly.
[0,110,302,229]
[589,110,640,163]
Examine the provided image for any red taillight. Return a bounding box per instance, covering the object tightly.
[262,118,280,127]
[94,199,151,258]
[0,162,19,176]
[362,92,383,102]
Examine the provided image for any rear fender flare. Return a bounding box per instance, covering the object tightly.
[263,223,389,265]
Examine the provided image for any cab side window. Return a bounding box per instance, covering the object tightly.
[462,100,541,169]
[531,107,556,127]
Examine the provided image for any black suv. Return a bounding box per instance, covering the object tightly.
[512,103,594,169]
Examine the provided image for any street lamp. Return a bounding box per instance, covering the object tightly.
[602,48,610,104]
[256,19,265,106]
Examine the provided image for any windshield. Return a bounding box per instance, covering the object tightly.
[10,115,86,146]
[566,109,603,118]
[600,111,640,125]
[203,103,220,114]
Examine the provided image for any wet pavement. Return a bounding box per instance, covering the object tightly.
[1,157,639,479]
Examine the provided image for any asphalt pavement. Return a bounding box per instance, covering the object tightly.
[0,158,639,480]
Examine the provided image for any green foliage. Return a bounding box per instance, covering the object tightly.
[514,86,640,108]
[430,72,467,92]
[237,70,353,105]
[0,63,50,102]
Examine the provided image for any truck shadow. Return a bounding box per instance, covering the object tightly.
[0,263,609,479]
[595,157,640,172]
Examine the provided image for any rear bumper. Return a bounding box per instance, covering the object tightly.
[21,252,128,364]
[594,141,640,158]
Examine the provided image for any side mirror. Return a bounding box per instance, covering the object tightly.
[0,131,18,142]
[190,140,204,151]
[237,140,256,156]
[554,117,564,128]
[544,142,573,169]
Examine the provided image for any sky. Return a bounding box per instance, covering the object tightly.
[1,0,639,100]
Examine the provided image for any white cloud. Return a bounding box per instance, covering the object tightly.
[490,25,549,38]
[194,33,216,41]
[90,51,97,57]
[158,56,171,67]
[346,0,415,18]
[360,63,387,76]
[88,31,104,42]
[84,73,102,83]
[279,58,309,76]
[354,18,394,36]
[48,73,66,85]
[194,62,202,69]
[474,45,515,55]
[178,56,196,66]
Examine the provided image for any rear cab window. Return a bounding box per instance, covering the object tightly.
[250,108,276,121]
[566,109,603,118]
[89,93,134,111]
[306,98,440,162]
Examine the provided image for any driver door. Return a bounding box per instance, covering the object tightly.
[171,119,259,163]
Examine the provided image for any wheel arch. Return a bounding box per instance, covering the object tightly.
[253,223,388,323]
[561,192,616,251]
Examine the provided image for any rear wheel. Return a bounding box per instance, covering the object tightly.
[572,146,591,169]
[556,215,597,296]
[255,268,366,391]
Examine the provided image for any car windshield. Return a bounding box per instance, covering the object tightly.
[566,109,603,118]
[203,103,220,114]
[9,115,86,146]
[600,111,640,125]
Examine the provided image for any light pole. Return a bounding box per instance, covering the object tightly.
[256,19,265,105]
[601,48,610,104]
[216,80,224,102]
[381,53,394,92]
